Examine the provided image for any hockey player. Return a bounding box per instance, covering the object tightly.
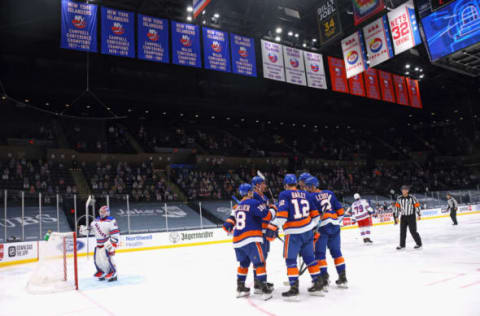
[251,175,276,293]
[304,176,348,288]
[298,172,311,191]
[266,174,324,298]
[90,205,120,282]
[350,193,375,244]
[232,183,275,300]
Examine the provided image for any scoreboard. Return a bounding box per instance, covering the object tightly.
[430,0,455,10]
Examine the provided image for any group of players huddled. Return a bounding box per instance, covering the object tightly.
[222,172,368,300]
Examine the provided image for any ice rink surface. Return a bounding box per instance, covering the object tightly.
[1,214,480,316]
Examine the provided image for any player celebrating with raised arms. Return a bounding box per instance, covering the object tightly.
[304,176,348,288]
[350,193,375,244]
[232,183,275,300]
[267,174,324,299]
[82,205,120,282]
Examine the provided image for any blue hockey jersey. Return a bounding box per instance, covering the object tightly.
[232,198,273,248]
[274,188,320,235]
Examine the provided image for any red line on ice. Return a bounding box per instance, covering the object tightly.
[460,280,480,288]
[425,273,466,286]
[78,290,116,316]
[247,296,277,316]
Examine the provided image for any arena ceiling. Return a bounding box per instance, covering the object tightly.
[0,0,479,128]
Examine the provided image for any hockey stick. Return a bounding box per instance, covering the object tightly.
[231,195,241,205]
[257,170,276,203]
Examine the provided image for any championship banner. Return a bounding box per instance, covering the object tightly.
[352,0,385,25]
[392,74,409,106]
[378,70,395,103]
[341,31,368,79]
[230,34,257,77]
[172,21,202,68]
[316,0,343,44]
[101,7,135,58]
[193,0,211,18]
[406,77,422,108]
[137,15,169,63]
[328,56,349,93]
[387,0,422,55]
[283,46,307,86]
[261,40,285,82]
[304,51,327,89]
[202,27,231,73]
[362,16,394,67]
[60,0,98,52]
[364,68,381,100]
[348,74,366,97]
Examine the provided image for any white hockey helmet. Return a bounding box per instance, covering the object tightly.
[99,205,110,218]
[353,193,361,200]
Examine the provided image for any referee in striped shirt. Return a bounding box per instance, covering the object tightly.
[394,185,422,250]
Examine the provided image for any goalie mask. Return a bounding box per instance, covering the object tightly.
[99,205,110,218]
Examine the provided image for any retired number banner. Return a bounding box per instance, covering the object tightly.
[283,46,307,86]
[406,78,422,108]
[392,74,409,106]
[172,21,202,68]
[304,51,327,89]
[378,70,395,103]
[317,0,343,44]
[352,0,385,25]
[328,56,349,93]
[364,68,381,100]
[137,15,169,63]
[363,16,394,67]
[101,7,135,58]
[261,40,285,82]
[348,74,366,97]
[230,34,257,77]
[387,0,422,55]
[61,0,98,52]
[203,27,231,73]
[342,31,368,79]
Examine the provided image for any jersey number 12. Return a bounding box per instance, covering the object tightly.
[292,199,310,219]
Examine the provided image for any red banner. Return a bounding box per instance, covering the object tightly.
[392,74,409,106]
[364,68,381,100]
[378,70,395,103]
[406,77,422,109]
[348,74,366,97]
[328,56,349,93]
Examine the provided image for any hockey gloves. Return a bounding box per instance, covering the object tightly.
[265,224,279,242]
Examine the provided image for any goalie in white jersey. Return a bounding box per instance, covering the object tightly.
[83,205,120,282]
[349,194,375,244]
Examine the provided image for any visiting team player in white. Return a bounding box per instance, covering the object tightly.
[81,205,120,282]
[348,194,375,244]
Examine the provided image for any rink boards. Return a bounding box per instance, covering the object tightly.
[1,206,480,268]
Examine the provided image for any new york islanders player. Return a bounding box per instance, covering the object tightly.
[232,183,275,300]
[350,193,375,243]
[298,172,311,191]
[305,176,348,288]
[88,205,120,282]
[267,174,324,298]
[251,175,276,293]
[223,177,276,293]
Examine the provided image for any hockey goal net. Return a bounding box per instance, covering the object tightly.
[27,232,79,293]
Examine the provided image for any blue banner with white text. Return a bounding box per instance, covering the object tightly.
[230,34,257,77]
[60,0,98,52]
[101,7,135,58]
[202,27,231,72]
[171,21,202,68]
[137,14,169,63]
